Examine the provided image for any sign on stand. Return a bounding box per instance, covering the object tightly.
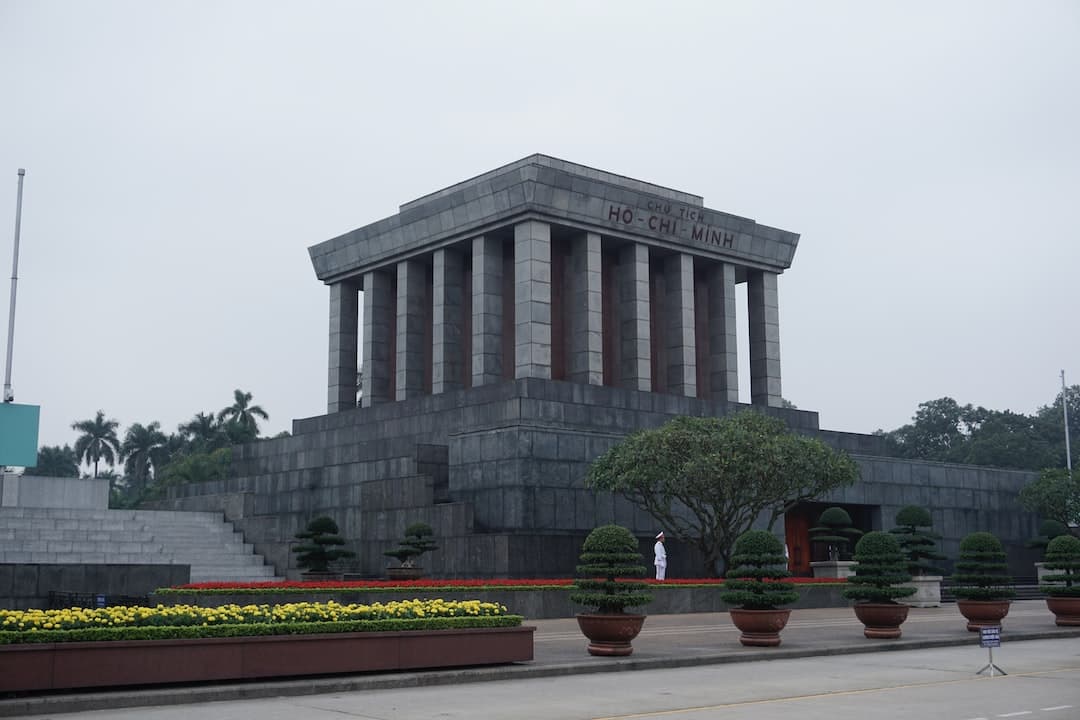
[976,626,1006,676]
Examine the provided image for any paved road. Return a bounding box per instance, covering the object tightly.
[24,639,1080,720]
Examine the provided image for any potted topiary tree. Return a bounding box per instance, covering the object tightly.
[842,531,916,638]
[952,531,1016,631]
[889,505,946,607]
[570,524,653,656]
[1041,534,1080,626]
[1029,519,1070,585]
[384,522,439,580]
[292,516,355,581]
[720,530,799,647]
[809,506,862,578]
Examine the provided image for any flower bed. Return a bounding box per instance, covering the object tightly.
[162,576,846,594]
[0,600,532,692]
[153,579,850,619]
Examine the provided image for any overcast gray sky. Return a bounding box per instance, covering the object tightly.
[2,1,1078,460]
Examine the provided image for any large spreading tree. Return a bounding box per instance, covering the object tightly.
[586,411,860,576]
[1019,468,1080,528]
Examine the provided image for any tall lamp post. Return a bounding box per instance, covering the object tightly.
[1063,370,1073,478]
[3,168,25,404]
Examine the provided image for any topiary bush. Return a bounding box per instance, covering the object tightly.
[951,531,1016,601]
[842,531,916,604]
[811,507,862,560]
[570,525,653,614]
[384,522,439,568]
[889,505,946,576]
[292,516,355,573]
[720,530,798,610]
[1041,535,1080,598]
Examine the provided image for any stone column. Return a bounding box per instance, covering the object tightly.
[514,220,552,379]
[471,235,503,386]
[568,232,603,385]
[396,259,426,401]
[617,243,651,391]
[327,280,359,413]
[748,270,782,407]
[361,270,393,408]
[707,262,739,402]
[432,248,464,394]
[664,253,696,397]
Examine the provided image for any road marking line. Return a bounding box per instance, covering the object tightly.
[1041,707,1072,712]
[998,712,1032,717]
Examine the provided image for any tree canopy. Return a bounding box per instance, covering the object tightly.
[28,445,80,477]
[71,411,120,478]
[877,386,1078,471]
[217,389,269,441]
[1018,468,1080,528]
[585,411,860,576]
[43,389,270,508]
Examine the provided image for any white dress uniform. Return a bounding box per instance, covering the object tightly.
[653,533,667,581]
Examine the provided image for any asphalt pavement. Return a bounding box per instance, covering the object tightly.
[2,600,1078,718]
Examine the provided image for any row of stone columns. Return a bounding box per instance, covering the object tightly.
[327,220,783,412]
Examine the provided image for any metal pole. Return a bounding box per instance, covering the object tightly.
[1064,370,1073,477]
[3,169,25,403]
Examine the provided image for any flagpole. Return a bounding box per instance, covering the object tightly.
[3,168,25,404]
[1063,370,1073,477]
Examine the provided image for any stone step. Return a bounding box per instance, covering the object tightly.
[0,506,281,582]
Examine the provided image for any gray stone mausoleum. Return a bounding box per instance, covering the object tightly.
[161,155,1040,579]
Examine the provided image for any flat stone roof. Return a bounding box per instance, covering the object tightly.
[309,154,800,283]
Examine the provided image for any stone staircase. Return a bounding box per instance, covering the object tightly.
[0,507,280,583]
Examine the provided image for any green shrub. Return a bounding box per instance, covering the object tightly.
[292,516,355,572]
[951,532,1015,601]
[570,525,653,614]
[810,507,862,560]
[842,531,916,603]
[384,522,439,568]
[720,530,798,610]
[1041,534,1080,598]
[889,505,945,576]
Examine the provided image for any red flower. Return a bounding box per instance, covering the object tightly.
[171,576,844,591]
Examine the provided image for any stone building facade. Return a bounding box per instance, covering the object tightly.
[160,156,1041,579]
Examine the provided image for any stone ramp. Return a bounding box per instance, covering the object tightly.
[0,506,280,583]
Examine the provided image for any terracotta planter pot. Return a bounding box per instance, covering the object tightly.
[0,626,535,693]
[728,608,791,647]
[575,613,646,656]
[956,599,1011,631]
[1046,596,1080,626]
[852,602,910,639]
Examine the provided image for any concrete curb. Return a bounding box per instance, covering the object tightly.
[3,626,1078,718]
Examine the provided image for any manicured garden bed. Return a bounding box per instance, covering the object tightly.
[153,578,850,618]
[0,600,531,692]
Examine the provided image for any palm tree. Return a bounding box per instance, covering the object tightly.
[120,421,169,495]
[71,411,121,478]
[217,389,269,441]
[179,411,225,452]
[29,445,80,477]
